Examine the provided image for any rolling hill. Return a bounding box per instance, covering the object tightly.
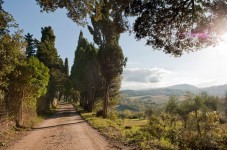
[121,84,227,97]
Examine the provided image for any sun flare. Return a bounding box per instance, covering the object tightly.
[220,32,227,41]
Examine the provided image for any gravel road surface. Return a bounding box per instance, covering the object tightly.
[8,103,115,150]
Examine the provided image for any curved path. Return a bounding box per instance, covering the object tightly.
[8,103,115,150]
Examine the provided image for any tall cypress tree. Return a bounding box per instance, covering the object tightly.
[71,31,85,91]
[36,26,62,112]
[71,31,100,112]
[25,33,37,58]
[64,58,69,77]
[89,7,127,118]
[37,26,58,67]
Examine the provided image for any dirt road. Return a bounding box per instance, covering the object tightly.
[8,103,115,150]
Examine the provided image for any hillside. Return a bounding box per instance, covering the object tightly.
[201,84,227,96]
[121,84,227,97]
[167,84,198,91]
[121,88,185,97]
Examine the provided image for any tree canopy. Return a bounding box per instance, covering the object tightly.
[36,0,227,55]
[126,0,227,56]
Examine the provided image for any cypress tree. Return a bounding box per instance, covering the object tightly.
[25,33,37,58]
[64,58,69,77]
[71,31,100,112]
[36,26,63,112]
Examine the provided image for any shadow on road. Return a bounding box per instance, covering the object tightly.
[46,102,78,119]
[32,121,85,130]
[33,102,85,130]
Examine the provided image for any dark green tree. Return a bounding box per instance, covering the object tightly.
[71,32,86,96]
[24,33,37,58]
[64,58,69,77]
[62,57,71,101]
[36,26,63,112]
[37,26,58,67]
[71,31,101,112]
[92,19,127,117]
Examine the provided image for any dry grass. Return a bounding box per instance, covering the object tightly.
[122,119,148,127]
[0,116,44,149]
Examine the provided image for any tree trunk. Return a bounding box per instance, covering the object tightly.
[103,82,110,118]
[91,89,96,112]
[87,88,95,112]
[80,96,83,107]
[58,92,62,102]
[184,121,187,128]
[87,91,92,112]
[16,91,23,127]
[45,95,51,113]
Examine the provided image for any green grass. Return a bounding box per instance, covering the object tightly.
[79,111,123,139]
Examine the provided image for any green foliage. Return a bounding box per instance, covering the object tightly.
[26,56,49,97]
[0,1,51,127]
[165,96,178,115]
[77,98,227,150]
[127,0,227,56]
[90,7,127,118]
[36,26,64,112]
[71,31,100,112]
[37,26,58,67]
[25,33,37,58]
[0,32,25,89]
[37,0,227,56]
[0,7,25,91]
[0,1,18,36]
[64,58,69,77]
[6,56,49,126]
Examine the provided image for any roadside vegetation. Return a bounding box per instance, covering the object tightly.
[75,92,227,150]
[0,2,66,147]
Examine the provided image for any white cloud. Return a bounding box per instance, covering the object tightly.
[123,67,171,83]
[121,67,222,90]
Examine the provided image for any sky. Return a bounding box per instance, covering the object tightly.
[3,1,227,90]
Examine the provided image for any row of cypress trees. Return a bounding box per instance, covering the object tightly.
[71,31,122,116]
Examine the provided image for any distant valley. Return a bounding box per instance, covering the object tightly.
[119,84,227,112]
